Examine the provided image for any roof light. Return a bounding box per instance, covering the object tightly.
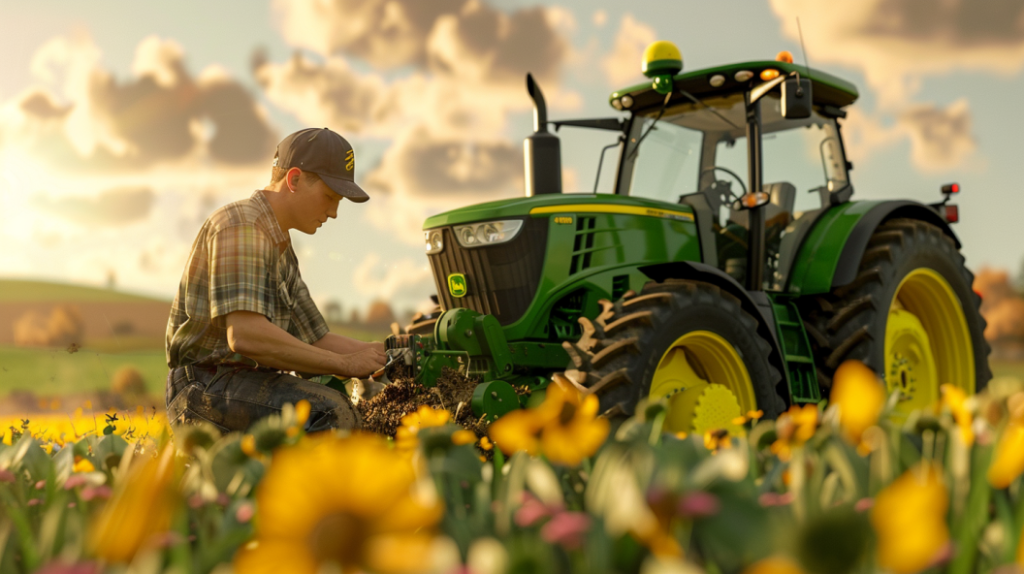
[620,95,633,109]
[760,68,780,81]
[944,204,959,223]
[941,183,960,194]
[709,74,726,87]
[776,51,794,64]
[611,98,623,110]
[734,70,754,82]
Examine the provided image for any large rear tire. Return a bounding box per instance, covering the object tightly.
[800,218,991,414]
[561,280,786,435]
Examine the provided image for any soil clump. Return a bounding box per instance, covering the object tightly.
[357,367,488,438]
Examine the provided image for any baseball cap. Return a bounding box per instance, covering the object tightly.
[273,127,369,203]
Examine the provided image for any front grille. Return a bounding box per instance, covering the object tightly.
[429,218,548,326]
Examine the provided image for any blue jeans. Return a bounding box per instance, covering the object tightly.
[165,364,360,433]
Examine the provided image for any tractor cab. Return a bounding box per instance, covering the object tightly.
[606,45,859,291]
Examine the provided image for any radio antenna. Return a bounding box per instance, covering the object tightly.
[796,17,812,77]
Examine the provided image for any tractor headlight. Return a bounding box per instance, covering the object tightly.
[425,230,444,254]
[453,219,524,249]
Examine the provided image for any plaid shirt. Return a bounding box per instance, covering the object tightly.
[166,190,329,369]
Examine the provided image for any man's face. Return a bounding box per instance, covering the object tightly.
[292,171,341,235]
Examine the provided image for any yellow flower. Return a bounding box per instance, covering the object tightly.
[452,430,476,446]
[830,360,885,450]
[478,436,493,451]
[241,434,258,457]
[395,406,452,451]
[704,429,732,452]
[489,379,609,466]
[295,400,311,427]
[871,463,949,574]
[989,420,1024,488]
[742,556,807,574]
[941,384,974,445]
[769,405,819,461]
[89,445,180,563]
[234,433,443,574]
[73,457,95,474]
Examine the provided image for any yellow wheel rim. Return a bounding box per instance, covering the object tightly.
[885,268,975,414]
[649,330,756,435]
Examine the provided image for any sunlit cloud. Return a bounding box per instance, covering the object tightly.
[6,33,276,174]
[601,14,656,87]
[769,0,1019,172]
[29,186,156,228]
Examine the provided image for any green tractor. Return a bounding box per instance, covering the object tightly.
[383,41,991,434]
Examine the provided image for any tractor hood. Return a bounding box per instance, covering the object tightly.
[423,193,695,229]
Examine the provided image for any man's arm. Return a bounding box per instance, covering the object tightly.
[226,311,385,377]
[311,332,385,356]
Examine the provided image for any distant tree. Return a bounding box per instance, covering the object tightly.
[363,300,397,328]
[106,269,117,291]
[348,309,361,325]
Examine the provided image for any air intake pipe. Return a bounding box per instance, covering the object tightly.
[523,73,562,196]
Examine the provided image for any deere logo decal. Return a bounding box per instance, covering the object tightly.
[447,273,468,298]
[345,149,355,171]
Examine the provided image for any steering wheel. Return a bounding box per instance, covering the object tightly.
[700,166,748,199]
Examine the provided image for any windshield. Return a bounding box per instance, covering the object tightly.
[625,93,850,289]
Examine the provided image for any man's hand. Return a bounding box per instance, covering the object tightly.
[338,346,386,379]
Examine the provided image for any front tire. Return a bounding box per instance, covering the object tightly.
[561,280,786,434]
[801,218,991,414]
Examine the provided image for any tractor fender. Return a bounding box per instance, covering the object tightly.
[638,261,790,403]
[833,201,958,287]
[786,200,958,296]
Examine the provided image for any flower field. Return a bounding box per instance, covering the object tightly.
[3,362,1024,574]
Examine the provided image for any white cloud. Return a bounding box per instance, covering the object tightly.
[29,186,156,227]
[601,14,656,87]
[769,0,1013,171]
[771,0,1024,106]
[899,99,975,172]
[6,33,276,174]
[352,252,435,305]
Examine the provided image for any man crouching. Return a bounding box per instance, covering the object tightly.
[164,127,385,433]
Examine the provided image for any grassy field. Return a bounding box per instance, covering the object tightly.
[993,360,1024,380]
[0,278,167,303]
[0,345,168,396]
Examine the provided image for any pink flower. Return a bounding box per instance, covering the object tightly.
[759,492,795,507]
[63,475,88,489]
[80,485,112,501]
[35,480,46,489]
[33,561,100,574]
[28,498,42,506]
[0,469,15,483]
[235,502,255,524]
[188,494,205,509]
[514,492,560,527]
[540,512,591,550]
[854,497,874,512]
[677,491,720,518]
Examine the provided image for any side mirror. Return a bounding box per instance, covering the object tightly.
[782,77,812,119]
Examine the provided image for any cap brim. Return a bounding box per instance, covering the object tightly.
[320,174,370,203]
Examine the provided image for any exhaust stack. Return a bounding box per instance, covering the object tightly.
[523,74,562,196]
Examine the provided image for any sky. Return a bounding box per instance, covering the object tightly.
[1,0,1023,317]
